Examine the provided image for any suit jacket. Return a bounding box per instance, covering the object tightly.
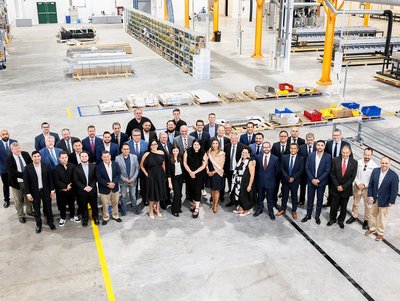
[174,119,187,132]
[174,135,195,154]
[299,143,316,161]
[224,142,245,172]
[39,147,63,170]
[271,142,290,161]
[95,142,119,163]
[203,123,219,138]
[68,152,81,165]
[23,163,54,200]
[0,139,16,173]
[6,151,32,189]
[305,152,332,186]
[239,133,256,146]
[56,137,79,153]
[34,132,60,151]
[287,136,305,146]
[115,153,139,184]
[125,116,155,136]
[82,136,103,163]
[281,154,304,184]
[255,153,280,189]
[329,157,358,197]
[53,163,75,192]
[368,168,399,207]
[165,131,180,144]
[96,161,121,194]
[158,141,173,159]
[111,132,129,148]
[141,130,158,143]
[190,131,210,150]
[127,139,148,163]
[73,163,97,195]
[325,140,353,159]
[166,158,184,178]
[249,143,263,159]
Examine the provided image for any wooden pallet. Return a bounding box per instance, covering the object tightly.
[72,71,132,80]
[243,91,268,100]
[295,88,323,97]
[374,74,400,87]
[276,92,299,99]
[218,92,252,103]
[297,113,328,126]
[265,121,301,130]
[318,54,385,67]
[291,45,324,52]
[233,123,269,133]
[193,96,222,106]
[68,43,132,54]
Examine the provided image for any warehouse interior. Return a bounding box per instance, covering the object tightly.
[1,0,400,300]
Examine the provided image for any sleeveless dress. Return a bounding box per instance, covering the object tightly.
[230,159,256,210]
[144,152,167,202]
[186,148,206,202]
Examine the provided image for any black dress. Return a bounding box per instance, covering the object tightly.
[230,159,255,210]
[186,148,206,202]
[206,160,224,190]
[144,152,167,202]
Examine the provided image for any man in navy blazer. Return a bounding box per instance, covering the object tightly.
[298,133,317,206]
[111,122,129,150]
[96,151,121,225]
[95,131,119,163]
[254,142,280,220]
[34,122,60,151]
[190,119,210,150]
[277,143,304,219]
[82,125,103,163]
[302,140,331,225]
[39,136,63,170]
[239,122,256,146]
[249,132,264,159]
[0,129,16,207]
[365,157,399,241]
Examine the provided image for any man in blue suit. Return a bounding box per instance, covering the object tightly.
[95,131,119,163]
[0,129,16,208]
[39,136,63,170]
[302,140,331,224]
[254,142,280,220]
[190,119,210,151]
[82,125,103,163]
[34,122,60,151]
[365,157,399,241]
[249,132,264,159]
[298,133,316,206]
[239,122,256,146]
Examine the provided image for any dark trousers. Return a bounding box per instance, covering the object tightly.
[226,170,234,193]
[171,175,183,214]
[330,195,350,223]
[299,174,307,203]
[307,184,326,217]
[81,192,98,223]
[75,193,83,216]
[281,182,299,212]
[137,174,147,204]
[33,190,53,227]
[56,190,75,220]
[257,186,275,215]
[0,172,10,202]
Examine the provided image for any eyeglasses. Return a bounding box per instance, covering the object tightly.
[151,143,158,146]
[363,165,367,171]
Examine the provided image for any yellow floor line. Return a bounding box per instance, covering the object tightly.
[66,107,72,119]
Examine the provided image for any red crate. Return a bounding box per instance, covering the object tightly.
[278,83,294,92]
[304,110,322,122]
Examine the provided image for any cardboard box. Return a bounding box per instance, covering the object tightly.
[332,108,353,118]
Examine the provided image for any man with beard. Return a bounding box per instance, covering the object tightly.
[0,129,16,208]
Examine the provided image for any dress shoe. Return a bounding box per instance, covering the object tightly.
[315,217,321,225]
[26,211,35,217]
[253,210,262,217]
[322,203,330,208]
[144,201,149,206]
[362,220,369,230]
[113,217,122,223]
[82,221,88,227]
[225,201,234,207]
[102,220,108,226]
[346,216,357,224]
[301,216,311,223]
[298,202,304,207]
[269,214,276,221]
[327,220,335,226]
[19,217,26,224]
[178,210,183,213]
[49,224,56,230]
[36,226,42,234]
[160,202,167,210]
[292,212,298,220]
[94,219,100,225]
[3,201,10,208]
[365,229,375,236]
[338,222,344,229]
[375,234,384,241]
[276,210,285,217]
[172,213,179,217]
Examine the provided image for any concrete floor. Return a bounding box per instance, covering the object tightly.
[1,16,400,301]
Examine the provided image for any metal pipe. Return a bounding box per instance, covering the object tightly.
[350,0,400,6]
[383,9,393,57]
[325,0,383,14]
[293,3,322,7]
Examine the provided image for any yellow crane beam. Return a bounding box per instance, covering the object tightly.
[364,3,371,26]
[252,0,266,58]
[164,0,168,21]
[213,0,219,33]
[185,0,190,28]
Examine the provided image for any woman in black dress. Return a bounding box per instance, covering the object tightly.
[140,139,167,219]
[183,139,207,218]
[231,146,256,216]
[167,145,184,217]
[206,138,226,213]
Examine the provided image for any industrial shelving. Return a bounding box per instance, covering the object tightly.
[0,0,8,69]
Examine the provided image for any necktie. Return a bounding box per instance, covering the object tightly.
[341,159,347,177]
[256,145,260,155]
[248,135,251,143]
[294,138,297,144]
[289,155,294,177]
[91,139,95,153]
[135,143,139,155]
[308,146,312,154]
[263,155,268,170]
[66,140,72,153]
[334,142,338,157]
[198,132,202,140]
[281,145,285,154]
[230,145,236,170]
[164,144,169,154]
[183,137,188,150]
[115,135,119,146]
[18,156,25,172]
[51,149,58,165]
[5,142,9,151]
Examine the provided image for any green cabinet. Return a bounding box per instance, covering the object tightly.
[37,2,58,24]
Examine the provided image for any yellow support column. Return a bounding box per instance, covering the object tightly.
[164,0,168,21]
[185,0,190,28]
[213,0,219,33]
[252,0,265,58]
[364,3,371,26]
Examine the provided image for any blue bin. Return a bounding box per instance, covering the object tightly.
[341,102,360,110]
[65,15,71,24]
[77,18,81,24]
[275,108,293,114]
[361,106,381,117]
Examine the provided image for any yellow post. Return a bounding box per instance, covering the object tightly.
[364,3,371,26]
[164,0,168,21]
[213,0,219,33]
[185,0,190,28]
[252,0,265,58]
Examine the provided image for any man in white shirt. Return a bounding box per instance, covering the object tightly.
[346,148,378,229]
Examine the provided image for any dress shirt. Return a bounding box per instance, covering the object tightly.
[198,132,203,140]
[168,132,175,144]
[307,144,313,153]
[134,142,140,155]
[174,160,183,176]
[104,162,113,181]
[280,144,286,153]
[34,164,43,189]
[82,163,89,185]
[209,125,216,138]
[217,136,224,151]
[143,132,149,142]
[354,159,378,186]
[333,141,341,157]
[315,152,322,178]
[378,170,388,188]
[13,154,26,182]
[75,152,81,164]
[104,143,110,152]
[3,140,9,150]
[230,144,237,170]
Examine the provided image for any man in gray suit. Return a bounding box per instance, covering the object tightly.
[174,125,195,154]
[115,143,140,215]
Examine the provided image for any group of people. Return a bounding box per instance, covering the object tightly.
[0,107,398,240]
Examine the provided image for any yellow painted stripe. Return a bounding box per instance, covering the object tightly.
[66,107,72,119]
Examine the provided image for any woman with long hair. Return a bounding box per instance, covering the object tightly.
[206,138,226,213]
[183,139,207,218]
[167,144,184,217]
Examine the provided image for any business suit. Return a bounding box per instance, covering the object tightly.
[158,141,173,158]
[96,161,121,221]
[111,132,129,149]
[280,154,304,212]
[325,140,352,158]
[174,135,195,154]
[95,142,119,163]
[255,153,280,216]
[305,152,331,218]
[82,136,103,163]
[128,139,149,205]
[249,143,263,159]
[165,131,179,144]
[141,130,158,143]
[68,152,81,166]
[23,163,55,227]
[6,151,33,218]
[174,119,187,132]
[329,157,358,224]
[56,137,79,154]
[73,163,98,224]
[34,132,60,151]
[224,142,245,193]
[204,123,219,138]
[190,131,210,150]
[298,143,316,204]
[53,163,76,220]
[271,141,290,202]
[287,136,305,146]
[239,133,255,146]
[39,147,63,170]
[115,153,139,214]
[0,138,16,204]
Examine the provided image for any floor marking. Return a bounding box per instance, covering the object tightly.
[66,107,72,119]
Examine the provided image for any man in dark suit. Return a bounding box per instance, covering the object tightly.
[190,119,210,150]
[172,108,187,132]
[34,122,60,151]
[141,120,157,143]
[174,125,195,154]
[95,131,119,163]
[365,157,399,241]
[271,130,290,202]
[301,140,331,224]
[96,150,121,225]
[39,136,63,170]
[125,107,155,136]
[68,140,83,165]
[249,132,264,159]
[111,122,129,151]
[298,133,317,206]
[287,127,305,146]
[82,125,103,163]
[328,145,357,228]
[166,120,179,144]
[204,112,219,139]
[239,122,256,146]
[254,142,280,220]
[6,142,33,223]
[73,151,99,227]
[56,128,79,154]
[0,129,16,208]
[276,143,304,220]
[24,151,56,234]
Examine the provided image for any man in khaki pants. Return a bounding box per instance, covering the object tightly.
[96,151,121,225]
[346,148,378,229]
[365,157,399,241]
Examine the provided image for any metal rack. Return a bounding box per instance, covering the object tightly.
[333,36,400,55]
[0,0,8,69]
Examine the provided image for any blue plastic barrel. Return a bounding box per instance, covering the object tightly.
[65,15,71,24]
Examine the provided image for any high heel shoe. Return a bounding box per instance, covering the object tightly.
[156,212,162,217]
[192,208,199,218]
[213,206,219,214]
[149,214,154,220]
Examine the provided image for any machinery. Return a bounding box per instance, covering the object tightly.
[333,36,400,55]
[293,0,320,27]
